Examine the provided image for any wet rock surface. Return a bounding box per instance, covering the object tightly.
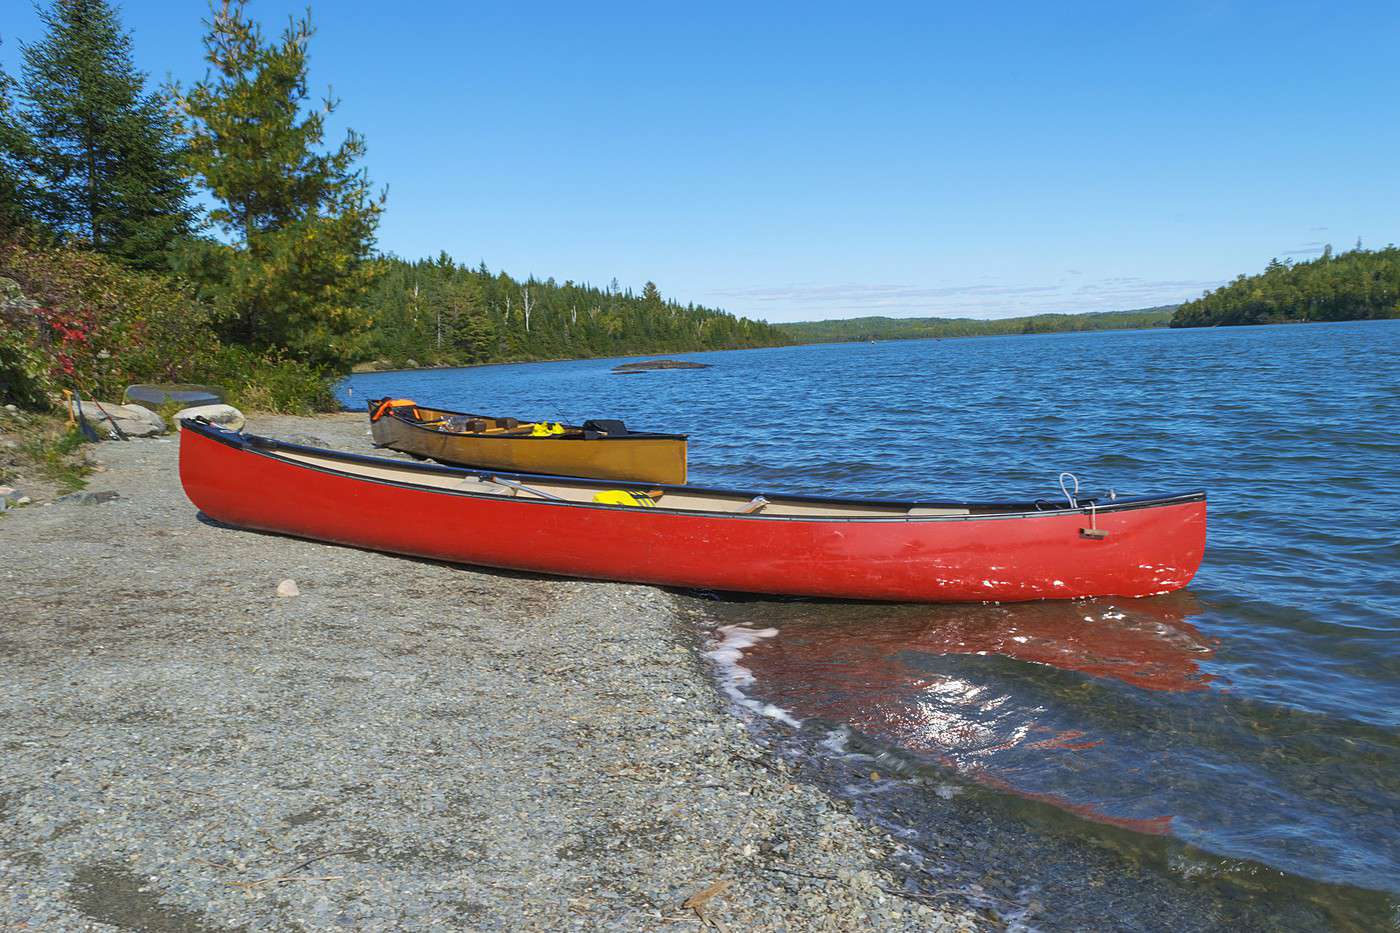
[0,413,981,931]
[611,359,712,373]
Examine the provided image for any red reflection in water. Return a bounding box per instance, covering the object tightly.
[978,774,1176,835]
[729,593,1215,834]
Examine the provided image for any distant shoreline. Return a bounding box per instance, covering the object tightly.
[343,313,1177,379]
[343,315,1400,386]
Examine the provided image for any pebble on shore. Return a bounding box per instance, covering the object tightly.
[0,411,982,931]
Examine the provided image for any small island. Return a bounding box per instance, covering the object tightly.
[611,358,713,374]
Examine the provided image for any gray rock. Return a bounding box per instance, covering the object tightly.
[116,403,166,434]
[55,490,120,505]
[72,400,121,423]
[112,418,161,438]
[70,401,162,438]
[171,404,246,432]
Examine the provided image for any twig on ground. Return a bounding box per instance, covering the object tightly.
[728,752,772,771]
[683,879,732,931]
[227,875,344,889]
[281,848,358,875]
[762,864,836,882]
[225,848,358,888]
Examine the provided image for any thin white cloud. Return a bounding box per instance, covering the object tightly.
[708,275,1225,322]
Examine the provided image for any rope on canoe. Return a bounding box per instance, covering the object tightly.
[1058,472,1080,509]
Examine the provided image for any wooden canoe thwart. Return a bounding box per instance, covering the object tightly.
[179,419,1208,603]
[366,398,687,485]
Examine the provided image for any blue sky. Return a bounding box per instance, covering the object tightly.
[4,1,1398,322]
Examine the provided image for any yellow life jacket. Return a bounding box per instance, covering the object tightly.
[529,421,565,436]
[592,489,658,508]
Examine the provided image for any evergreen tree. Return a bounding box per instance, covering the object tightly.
[175,0,384,369]
[1171,246,1400,327]
[0,44,39,237]
[16,0,193,267]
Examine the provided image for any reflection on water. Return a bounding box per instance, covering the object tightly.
[713,595,1213,832]
[703,592,1400,902]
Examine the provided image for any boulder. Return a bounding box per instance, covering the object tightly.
[73,400,114,422]
[117,403,167,434]
[123,383,225,409]
[71,400,164,438]
[172,404,246,432]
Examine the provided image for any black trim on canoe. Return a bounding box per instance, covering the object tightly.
[182,418,1207,521]
[367,398,687,442]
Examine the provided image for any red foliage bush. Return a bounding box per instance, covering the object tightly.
[0,242,216,400]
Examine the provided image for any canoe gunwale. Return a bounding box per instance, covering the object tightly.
[369,398,687,442]
[194,419,1206,524]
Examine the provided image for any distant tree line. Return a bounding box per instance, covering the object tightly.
[778,306,1177,343]
[0,0,788,409]
[1171,246,1400,327]
[362,255,789,367]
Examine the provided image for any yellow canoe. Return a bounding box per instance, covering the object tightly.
[367,398,687,485]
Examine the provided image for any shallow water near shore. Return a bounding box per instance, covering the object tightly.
[343,320,1400,926]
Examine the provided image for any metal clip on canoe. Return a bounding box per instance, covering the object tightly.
[478,475,565,501]
[1060,471,1109,539]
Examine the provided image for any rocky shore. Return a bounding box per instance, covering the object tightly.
[0,413,981,930]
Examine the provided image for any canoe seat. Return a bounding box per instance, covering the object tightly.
[907,506,971,516]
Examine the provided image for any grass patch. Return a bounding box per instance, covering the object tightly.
[197,346,339,414]
[18,420,92,491]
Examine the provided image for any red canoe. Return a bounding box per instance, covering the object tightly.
[178,419,1207,603]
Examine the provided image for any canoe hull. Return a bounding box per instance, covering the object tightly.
[179,426,1206,603]
[368,402,687,485]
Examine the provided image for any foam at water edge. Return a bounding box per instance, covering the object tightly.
[705,625,802,728]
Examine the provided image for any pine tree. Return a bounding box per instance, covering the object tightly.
[175,0,384,369]
[16,0,193,267]
[0,45,39,237]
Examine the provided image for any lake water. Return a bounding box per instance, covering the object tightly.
[342,320,1400,928]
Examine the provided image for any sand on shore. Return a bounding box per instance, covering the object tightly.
[0,412,980,931]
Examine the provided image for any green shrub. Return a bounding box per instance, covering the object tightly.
[19,422,91,491]
[0,241,215,399]
[198,345,337,414]
[0,242,338,414]
[1,274,52,408]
